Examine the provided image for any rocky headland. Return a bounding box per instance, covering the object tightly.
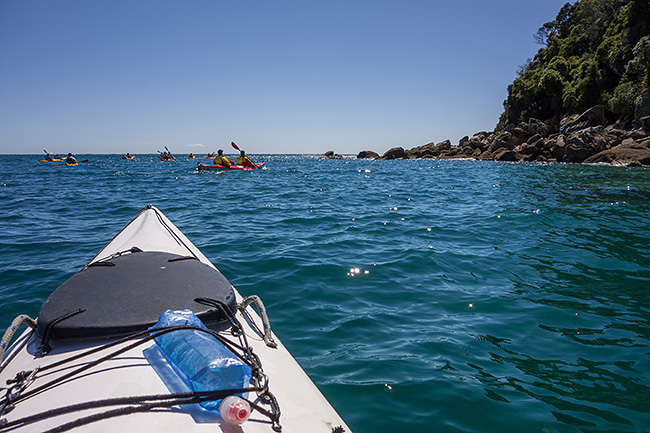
[352,94,650,167]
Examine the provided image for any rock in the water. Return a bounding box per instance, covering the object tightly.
[322,150,343,159]
[551,135,567,161]
[378,147,409,160]
[405,140,453,159]
[492,149,517,161]
[584,138,650,166]
[563,126,619,163]
[514,142,539,161]
[357,150,379,159]
[564,135,594,163]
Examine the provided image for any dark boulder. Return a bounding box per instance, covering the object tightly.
[514,142,539,161]
[322,150,343,159]
[550,135,566,161]
[436,139,452,151]
[527,134,543,146]
[563,126,620,163]
[487,131,519,153]
[511,124,531,143]
[584,138,650,166]
[378,147,408,160]
[493,149,517,161]
[357,150,379,159]
[406,140,453,159]
[459,146,475,157]
[464,132,491,152]
[561,105,605,134]
[406,142,437,159]
[477,149,495,161]
[438,146,463,159]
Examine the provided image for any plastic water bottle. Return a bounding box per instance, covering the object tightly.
[152,309,252,417]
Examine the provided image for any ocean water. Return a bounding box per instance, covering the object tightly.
[1,154,649,433]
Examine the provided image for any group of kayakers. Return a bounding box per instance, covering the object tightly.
[159,151,175,161]
[42,152,77,164]
[212,149,255,168]
[40,143,257,167]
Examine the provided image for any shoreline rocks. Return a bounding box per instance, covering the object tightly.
[321,150,343,159]
[354,98,650,167]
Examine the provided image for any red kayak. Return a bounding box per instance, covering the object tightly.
[197,162,265,171]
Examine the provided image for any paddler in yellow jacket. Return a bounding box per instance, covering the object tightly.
[213,149,232,167]
[236,150,255,167]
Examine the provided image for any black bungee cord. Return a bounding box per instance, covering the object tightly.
[0,300,282,432]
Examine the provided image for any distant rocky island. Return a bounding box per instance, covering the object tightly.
[324,0,650,167]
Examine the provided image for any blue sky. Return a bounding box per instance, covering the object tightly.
[0,0,570,155]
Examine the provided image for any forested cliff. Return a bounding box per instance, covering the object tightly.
[502,0,650,130]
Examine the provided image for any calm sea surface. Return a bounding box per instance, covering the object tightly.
[1,154,649,433]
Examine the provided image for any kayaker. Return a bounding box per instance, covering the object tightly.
[236,150,255,167]
[65,153,77,164]
[213,149,232,167]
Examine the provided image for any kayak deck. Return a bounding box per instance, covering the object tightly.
[0,206,350,433]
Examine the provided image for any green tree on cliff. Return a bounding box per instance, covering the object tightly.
[502,0,650,129]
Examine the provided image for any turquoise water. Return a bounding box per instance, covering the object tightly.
[1,154,650,433]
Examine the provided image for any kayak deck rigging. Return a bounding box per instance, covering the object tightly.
[1,299,282,432]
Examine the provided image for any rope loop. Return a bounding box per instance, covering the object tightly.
[239,296,278,348]
[0,315,36,359]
